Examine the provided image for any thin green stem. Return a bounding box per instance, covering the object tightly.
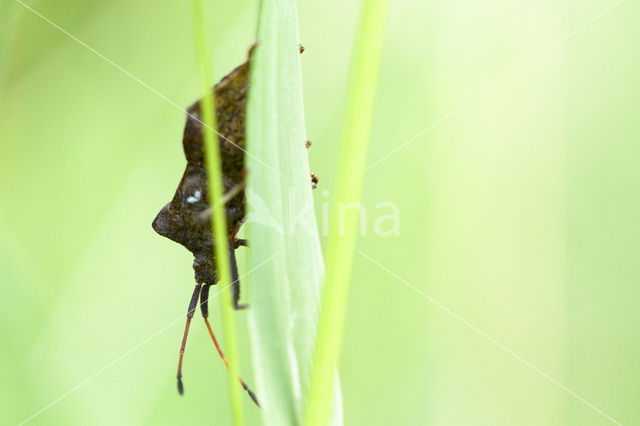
[191,1,244,425]
[304,0,389,425]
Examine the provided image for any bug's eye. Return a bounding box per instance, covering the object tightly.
[186,190,202,204]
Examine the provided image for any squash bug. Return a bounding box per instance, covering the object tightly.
[152,43,315,408]
[152,52,259,406]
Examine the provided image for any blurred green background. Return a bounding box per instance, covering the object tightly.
[1,0,639,424]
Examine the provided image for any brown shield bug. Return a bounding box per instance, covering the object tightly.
[152,53,259,406]
[152,43,316,408]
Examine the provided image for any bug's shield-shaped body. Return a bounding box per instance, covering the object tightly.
[152,60,249,286]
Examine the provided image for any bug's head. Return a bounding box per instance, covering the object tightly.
[152,168,209,239]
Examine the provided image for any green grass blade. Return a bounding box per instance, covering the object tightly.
[191,1,245,424]
[245,1,341,425]
[304,1,390,425]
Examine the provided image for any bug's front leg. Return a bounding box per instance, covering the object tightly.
[225,206,244,223]
[196,182,246,225]
[234,238,248,248]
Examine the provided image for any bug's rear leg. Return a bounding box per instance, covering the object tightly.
[230,238,247,305]
[200,284,260,407]
[229,244,247,310]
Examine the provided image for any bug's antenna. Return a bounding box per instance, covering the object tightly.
[200,284,260,407]
[177,283,202,395]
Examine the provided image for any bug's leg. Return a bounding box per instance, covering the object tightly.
[229,244,248,310]
[177,283,202,395]
[226,206,244,223]
[200,284,260,407]
[234,238,248,249]
[196,184,246,224]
